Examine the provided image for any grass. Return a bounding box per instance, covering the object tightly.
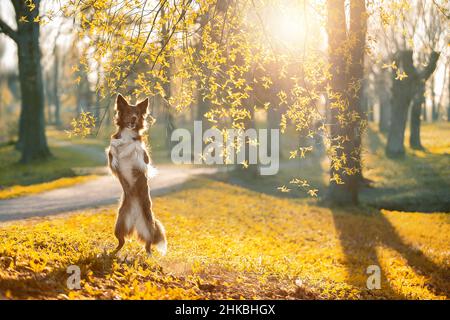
[0,178,448,300]
[361,123,450,212]
[0,128,106,188]
[0,175,98,200]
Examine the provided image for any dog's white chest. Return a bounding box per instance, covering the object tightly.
[121,144,145,183]
[110,137,147,185]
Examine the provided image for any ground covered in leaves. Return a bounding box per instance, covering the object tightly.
[0,175,98,200]
[0,179,448,300]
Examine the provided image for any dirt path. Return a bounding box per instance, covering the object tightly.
[0,166,218,222]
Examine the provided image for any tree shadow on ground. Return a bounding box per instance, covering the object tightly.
[202,169,450,298]
[330,207,449,299]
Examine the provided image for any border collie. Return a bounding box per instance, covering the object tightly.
[106,94,167,256]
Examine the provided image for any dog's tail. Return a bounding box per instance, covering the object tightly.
[153,219,167,256]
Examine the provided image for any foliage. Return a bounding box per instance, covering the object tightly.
[54,0,343,194]
[0,178,448,300]
[66,112,97,138]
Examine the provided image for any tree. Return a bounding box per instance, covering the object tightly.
[408,0,446,148]
[373,1,445,156]
[326,0,366,205]
[52,41,62,126]
[0,0,50,162]
[386,50,439,156]
[409,51,440,150]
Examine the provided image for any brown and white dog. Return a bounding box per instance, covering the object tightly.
[106,94,167,256]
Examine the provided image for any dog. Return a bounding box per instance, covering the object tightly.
[106,94,167,256]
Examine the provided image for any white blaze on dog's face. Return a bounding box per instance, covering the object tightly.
[115,94,149,131]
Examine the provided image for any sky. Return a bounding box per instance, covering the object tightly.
[0,0,73,72]
[0,1,17,71]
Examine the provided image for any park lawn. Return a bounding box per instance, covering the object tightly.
[0,129,107,188]
[0,178,448,300]
[360,123,450,212]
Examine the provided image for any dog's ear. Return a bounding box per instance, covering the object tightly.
[116,94,129,111]
[137,98,149,115]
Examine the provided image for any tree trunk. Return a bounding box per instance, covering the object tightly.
[326,0,358,205]
[386,51,414,157]
[53,45,61,126]
[422,98,427,122]
[448,66,450,122]
[431,77,438,122]
[361,79,371,121]
[386,50,439,157]
[386,84,411,157]
[15,0,51,162]
[379,100,391,132]
[349,0,367,185]
[409,82,425,149]
[378,72,391,133]
[44,71,53,125]
[75,63,91,115]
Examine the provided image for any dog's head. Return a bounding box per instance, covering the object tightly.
[114,94,149,132]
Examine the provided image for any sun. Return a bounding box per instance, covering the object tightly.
[267,5,306,49]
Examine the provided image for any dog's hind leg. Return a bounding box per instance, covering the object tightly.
[114,210,128,254]
[114,237,125,254]
[145,241,152,256]
[135,213,153,256]
[114,227,125,254]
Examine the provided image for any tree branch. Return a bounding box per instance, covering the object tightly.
[0,18,18,43]
[432,0,450,19]
[420,51,440,81]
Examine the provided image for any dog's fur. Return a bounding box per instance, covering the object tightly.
[106,94,167,256]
